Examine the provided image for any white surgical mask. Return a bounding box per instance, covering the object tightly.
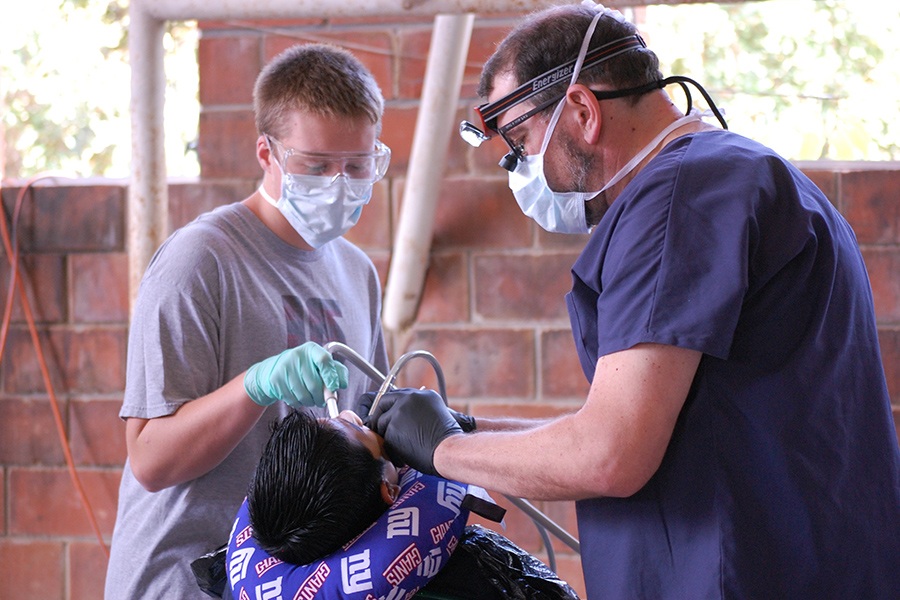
[508,6,701,234]
[508,146,595,235]
[260,163,373,249]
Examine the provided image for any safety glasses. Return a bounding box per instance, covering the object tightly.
[458,34,647,170]
[267,136,391,183]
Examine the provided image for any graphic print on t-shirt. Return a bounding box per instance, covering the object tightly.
[283,295,347,348]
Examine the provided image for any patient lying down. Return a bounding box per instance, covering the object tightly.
[244,407,581,600]
[248,409,400,565]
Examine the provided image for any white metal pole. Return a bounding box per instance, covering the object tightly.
[140,0,576,21]
[382,13,475,332]
[128,4,168,310]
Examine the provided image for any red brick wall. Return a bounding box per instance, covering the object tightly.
[1,14,899,599]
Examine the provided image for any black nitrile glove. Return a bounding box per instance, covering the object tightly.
[449,408,477,433]
[357,391,476,432]
[366,388,463,476]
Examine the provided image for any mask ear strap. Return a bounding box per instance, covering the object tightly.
[259,135,282,207]
[258,184,279,207]
[571,10,604,87]
[263,135,285,172]
[540,10,605,155]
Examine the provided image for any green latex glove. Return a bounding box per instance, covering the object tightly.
[243,342,349,408]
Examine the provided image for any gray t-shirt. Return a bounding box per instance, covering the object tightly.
[104,202,389,599]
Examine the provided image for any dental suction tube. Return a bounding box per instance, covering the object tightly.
[323,341,449,416]
[322,341,581,564]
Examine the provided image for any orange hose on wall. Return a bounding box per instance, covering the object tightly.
[0,175,110,558]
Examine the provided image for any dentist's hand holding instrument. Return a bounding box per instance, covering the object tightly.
[366,387,464,476]
[358,390,477,433]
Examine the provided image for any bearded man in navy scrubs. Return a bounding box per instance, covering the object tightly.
[367,3,900,599]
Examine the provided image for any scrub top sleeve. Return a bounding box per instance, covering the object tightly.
[592,152,750,360]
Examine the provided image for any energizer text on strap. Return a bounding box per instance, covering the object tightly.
[479,34,646,130]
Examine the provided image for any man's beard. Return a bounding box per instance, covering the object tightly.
[561,132,610,228]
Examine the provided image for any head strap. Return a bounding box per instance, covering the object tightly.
[479,34,646,132]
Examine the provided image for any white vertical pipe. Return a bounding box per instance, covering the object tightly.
[128,4,169,309]
[0,73,6,178]
[382,13,474,333]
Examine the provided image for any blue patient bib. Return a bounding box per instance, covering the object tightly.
[226,468,470,599]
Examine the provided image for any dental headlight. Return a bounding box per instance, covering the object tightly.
[459,120,490,148]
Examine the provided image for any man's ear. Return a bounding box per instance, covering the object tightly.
[381,480,400,505]
[256,135,275,173]
[566,83,602,145]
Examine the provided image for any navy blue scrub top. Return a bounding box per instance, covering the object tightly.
[566,130,900,599]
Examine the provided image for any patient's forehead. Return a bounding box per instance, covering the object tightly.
[319,411,386,460]
[321,411,401,489]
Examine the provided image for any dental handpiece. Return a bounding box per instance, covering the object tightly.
[322,341,449,416]
[324,388,339,419]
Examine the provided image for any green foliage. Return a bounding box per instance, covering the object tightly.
[2,0,897,178]
[2,0,198,179]
[646,0,899,160]
[2,22,122,177]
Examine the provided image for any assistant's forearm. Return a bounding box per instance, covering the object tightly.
[126,375,266,491]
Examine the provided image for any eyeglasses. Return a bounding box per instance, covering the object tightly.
[461,76,728,173]
[459,34,647,171]
[266,136,391,183]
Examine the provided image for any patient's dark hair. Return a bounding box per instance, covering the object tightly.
[248,410,388,565]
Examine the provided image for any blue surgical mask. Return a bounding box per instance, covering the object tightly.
[508,147,595,235]
[509,102,701,234]
[260,157,373,249]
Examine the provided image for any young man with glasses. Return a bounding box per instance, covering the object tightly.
[369,3,900,599]
[105,44,391,598]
